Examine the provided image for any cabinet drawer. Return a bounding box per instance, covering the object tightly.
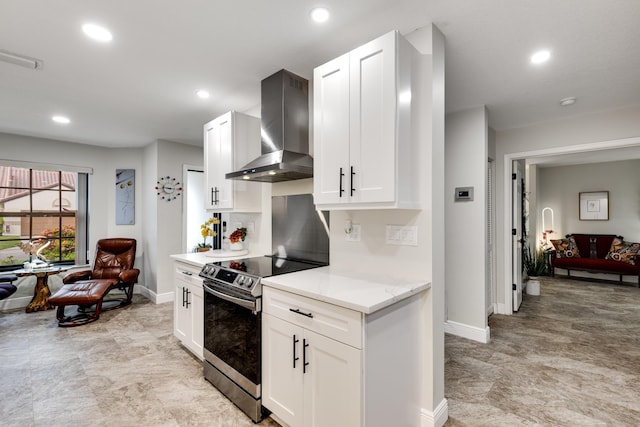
[174,263,203,287]
[263,287,362,349]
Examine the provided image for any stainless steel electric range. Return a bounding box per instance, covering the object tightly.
[199,255,327,422]
[199,193,329,422]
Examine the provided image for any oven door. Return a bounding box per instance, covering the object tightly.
[203,281,261,397]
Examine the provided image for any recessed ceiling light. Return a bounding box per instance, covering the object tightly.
[559,97,577,106]
[196,90,210,99]
[310,7,330,23]
[82,23,113,42]
[530,50,551,64]
[52,115,71,124]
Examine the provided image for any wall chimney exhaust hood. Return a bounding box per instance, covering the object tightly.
[226,69,313,183]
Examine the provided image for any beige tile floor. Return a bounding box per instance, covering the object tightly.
[445,276,640,426]
[2,276,639,426]
[0,295,280,427]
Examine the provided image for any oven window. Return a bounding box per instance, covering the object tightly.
[204,290,260,385]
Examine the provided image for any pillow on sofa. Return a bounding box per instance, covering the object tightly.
[551,237,581,258]
[605,238,640,265]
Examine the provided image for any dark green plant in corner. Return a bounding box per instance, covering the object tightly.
[523,245,546,277]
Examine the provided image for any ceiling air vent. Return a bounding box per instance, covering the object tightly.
[0,49,44,70]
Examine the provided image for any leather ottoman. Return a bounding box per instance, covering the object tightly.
[48,279,115,327]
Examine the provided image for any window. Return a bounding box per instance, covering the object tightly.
[0,165,88,270]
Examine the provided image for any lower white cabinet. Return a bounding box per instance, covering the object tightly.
[173,261,204,359]
[262,313,361,427]
[262,285,423,427]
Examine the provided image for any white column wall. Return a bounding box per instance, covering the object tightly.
[444,107,489,342]
[154,139,203,300]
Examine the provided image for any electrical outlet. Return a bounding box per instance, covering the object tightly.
[385,225,418,246]
[346,224,361,242]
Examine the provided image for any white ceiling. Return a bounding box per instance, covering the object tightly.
[1,0,640,150]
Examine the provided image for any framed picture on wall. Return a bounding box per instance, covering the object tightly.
[579,191,609,221]
[116,169,135,225]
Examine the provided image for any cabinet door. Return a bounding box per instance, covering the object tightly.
[174,283,189,343]
[262,314,304,427]
[349,31,397,204]
[204,113,234,210]
[188,282,204,358]
[313,53,350,206]
[303,329,361,427]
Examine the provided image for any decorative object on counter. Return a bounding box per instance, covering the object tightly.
[116,168,135,224]
[156,176,183,202]
[228,227,247,251]
[198,217,220,252]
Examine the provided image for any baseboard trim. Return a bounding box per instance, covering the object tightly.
[0,295,31,311]
[137,285,174,304]
[444,320,490,343]
[0,286,173,312]
[495,302,509,315]
[420,398,449,427]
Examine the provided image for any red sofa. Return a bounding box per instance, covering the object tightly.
[551,234,640,287]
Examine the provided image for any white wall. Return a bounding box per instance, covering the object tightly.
[538,160,640,242]
[495,105,640,312]
[154,140,203,300]
[0,132,145,302]
[0,132,203,305]
[444,106,489,342]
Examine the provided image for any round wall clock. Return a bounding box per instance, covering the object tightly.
[156,176,183,202]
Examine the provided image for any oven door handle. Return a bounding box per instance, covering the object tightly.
[204,284,256,311]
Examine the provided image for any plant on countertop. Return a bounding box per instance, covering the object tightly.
[523,245,547,277]
[228,227,247,243]
[199,217,220,248]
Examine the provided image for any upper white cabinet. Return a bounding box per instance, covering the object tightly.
[313,30,423,209]
[204,111,262,212]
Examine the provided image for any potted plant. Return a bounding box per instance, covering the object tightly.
[198,217,219,252]
[523,245,546,295]
[228,227,247,251]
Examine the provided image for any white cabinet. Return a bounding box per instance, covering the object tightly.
[173,261,204,359]
[262,288,361,427]
[262,285,424,427]
[204,111,262,212]
[313,30,422,209]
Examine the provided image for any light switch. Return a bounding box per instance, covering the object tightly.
[385,225,418,246]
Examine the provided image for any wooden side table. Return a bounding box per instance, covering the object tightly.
[12,266,71,312]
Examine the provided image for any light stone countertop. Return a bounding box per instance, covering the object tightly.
[170,251,260,269]
[262,266,430,314]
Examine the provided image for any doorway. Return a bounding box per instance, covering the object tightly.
[502,136,640,314]
[182,165,207,253]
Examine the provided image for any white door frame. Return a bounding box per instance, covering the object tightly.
[501,136,640,315]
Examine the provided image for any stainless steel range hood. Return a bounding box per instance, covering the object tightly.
[225,69,313,183]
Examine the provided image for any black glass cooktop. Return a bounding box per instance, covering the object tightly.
[213,255,327,278]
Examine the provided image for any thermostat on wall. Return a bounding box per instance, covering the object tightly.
[454,187,474,201]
